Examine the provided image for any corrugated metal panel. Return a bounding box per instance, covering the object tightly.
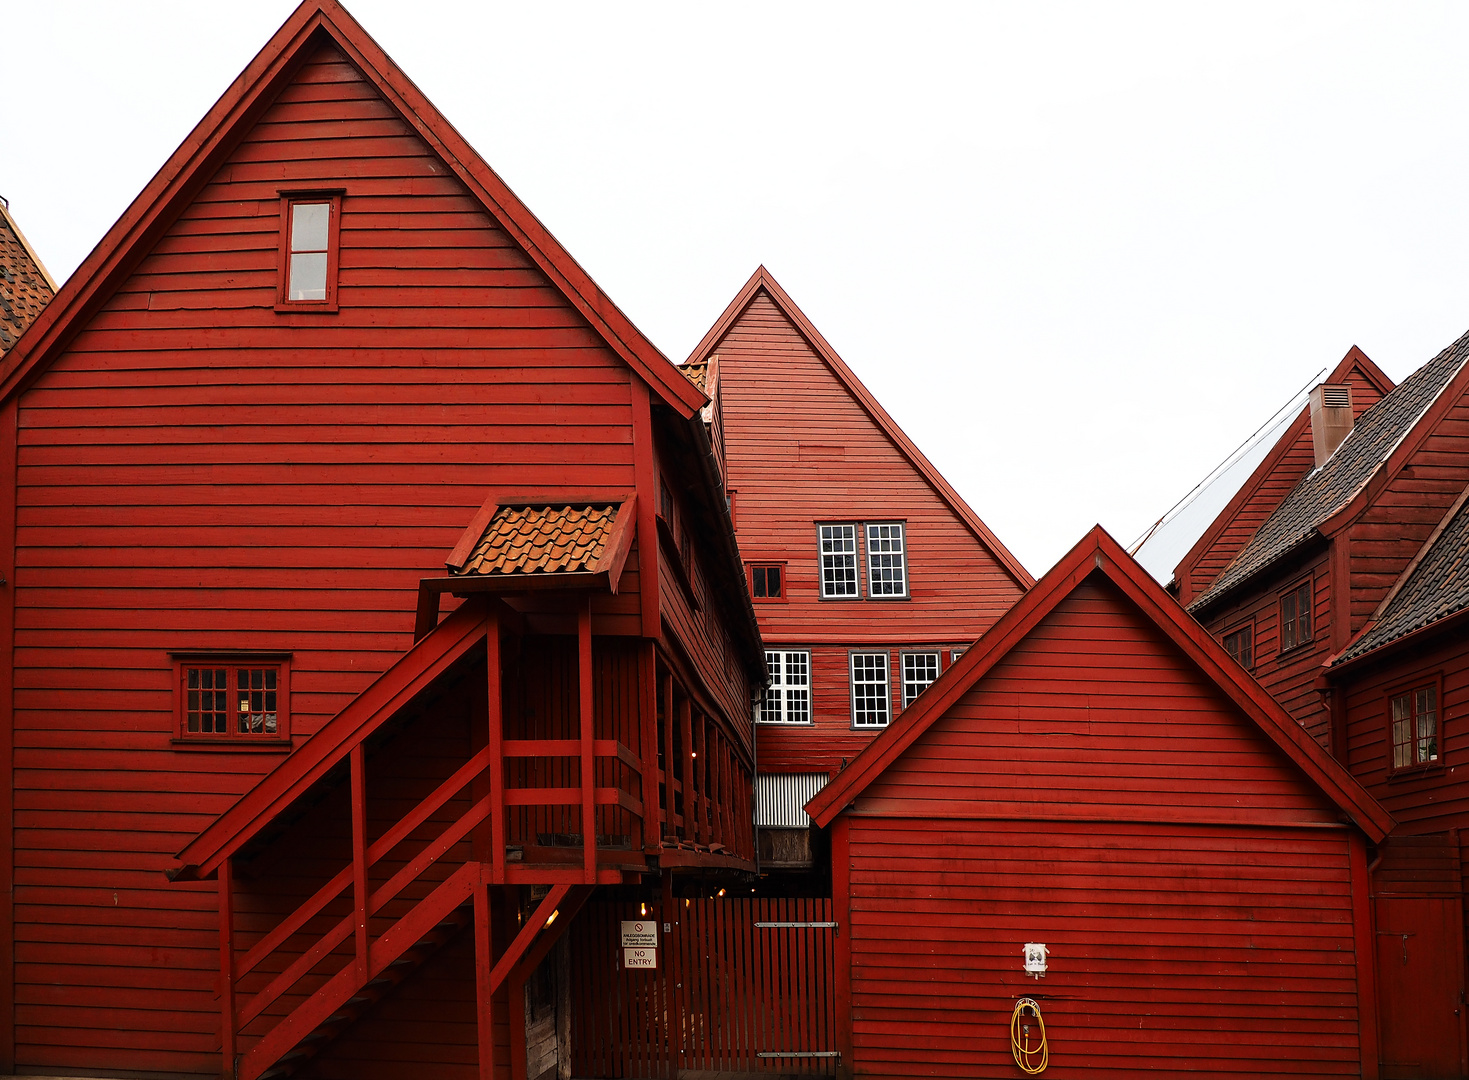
[755,773,828,828]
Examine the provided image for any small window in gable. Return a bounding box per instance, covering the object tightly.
[1279,579,1312,653]
[866,522,908,598]
[819,524,860,599]
[278,193,341,310]
[749,563,785,601]
[173,653,291,746]
[1223,623,1254,669]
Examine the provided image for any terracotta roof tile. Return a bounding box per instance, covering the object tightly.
[1337,492,1469,663]
[1193,332,1469,609]
[455,504,617,577]
[0,206,55,358]
[678,361,707,392]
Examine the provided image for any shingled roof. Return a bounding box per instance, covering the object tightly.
[451,504,619,578]
[1335,486,1469,664]
[678,361,708,393]
[1192,331,1469,610]
[0,202,55,357]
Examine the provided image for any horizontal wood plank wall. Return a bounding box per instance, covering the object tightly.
[847,818,1360,1078]
[1347,392,1469,630]
[715,291,1025,773]
[1198,547,1334,748]
[860,578,1341,825]
[1179,366,1387,604]
[11,45,646,1074]
[1342,631,1469,831]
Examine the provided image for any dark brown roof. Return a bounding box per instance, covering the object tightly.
[0,205,55,357]
[454,504,617,577]
[1336,488,1469,663]
[678,361,707,392]
[1192,331,1469,610]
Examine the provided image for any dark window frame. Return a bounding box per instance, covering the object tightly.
[1387,674,1443,775]
[276,191,343,313]
[1222,621,1255,670]
[171,652,293,748]
[1278,578,1313,655]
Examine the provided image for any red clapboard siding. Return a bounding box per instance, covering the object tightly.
[847,818,1361,1079]
[9,43,649,1075]
[1197,547,1334,748]
[703,284,1026,774]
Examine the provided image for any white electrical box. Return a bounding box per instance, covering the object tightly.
[1023,942,1049,978]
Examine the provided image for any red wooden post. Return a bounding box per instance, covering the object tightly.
[578,597,596,882]
[639,642,660,854]
[831,816,852,1080]
[662,869,683,1078]
[350,743,369,982]
[487,607,505,884]
[661,671,676,840]
[1350,832,1380,1080]
[0,397,14,1076]
[218,856,236,1080]
[679,697,696,846]
[474,877,495,1080]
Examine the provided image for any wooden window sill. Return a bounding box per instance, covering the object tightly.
[172,738,293,752]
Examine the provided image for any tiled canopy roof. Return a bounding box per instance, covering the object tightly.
[1192,331,1469,610]
[678,361,707,392]
[453,504,618,577]
[0,206,55,357]
[1336,490,1469,664]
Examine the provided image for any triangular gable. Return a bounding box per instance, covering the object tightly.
[1173,346,1394,605]
[685,266,1034,589]
[807,525,1392,841]
[0,0,706,418]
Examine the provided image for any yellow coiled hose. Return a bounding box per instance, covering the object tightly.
[1010,997,1048,1075]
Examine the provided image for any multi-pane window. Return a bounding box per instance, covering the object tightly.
[866,523,908,597]
[1391,684,1439,771]
[951,647,966,663]
[1279,580,1312,652]
[819,525,859,598]
[749,563,784,600]
[901,652,940,708]
[279,194,340,308]
[850,652,891,728]
[1223,624,1253,669]
[759,650,810,724]
[178,659,288,741]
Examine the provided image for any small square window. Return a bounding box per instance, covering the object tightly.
[851,652,891,728]
[758,650,810,724]
[1279,580,1312,652]
[819,524,859,599]
[866,523,908,598]
[1223,624,1253,669]
[174,654,291,744]
[749,563,785,600]
[277,192,341,311]
[1390,683,1439,771]
[901,652,940,708]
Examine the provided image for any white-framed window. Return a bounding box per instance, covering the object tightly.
[759,650,811,724]
[850,652,891,728]
[951,647,966,664]
[901,651,940,708]
[866,522,908,597]
[819,524,859,598]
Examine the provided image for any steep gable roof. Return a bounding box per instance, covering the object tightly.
[1334,480,1469,666]
[0,201,56,357]
[0,0,706,418]
[1169,346,1393,602]
[1192,330,1469,611]
[685,266,1034,589]
[806,525,1391,842]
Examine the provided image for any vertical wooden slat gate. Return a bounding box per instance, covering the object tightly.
[572,896,837,1077]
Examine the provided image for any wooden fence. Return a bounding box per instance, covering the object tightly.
[571,896,837,1078]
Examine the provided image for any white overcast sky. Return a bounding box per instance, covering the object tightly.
[6,2,1469,578]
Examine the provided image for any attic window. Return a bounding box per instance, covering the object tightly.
[277,193,342,310]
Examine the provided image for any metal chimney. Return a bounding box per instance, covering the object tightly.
[1309,383,1353,467]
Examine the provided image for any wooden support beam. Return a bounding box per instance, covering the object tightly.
[639,642,660,854]
[474,881,495,1080]
[413,584,440,642]
[578,599,595,883]
[349,743,368,982]
[487,607,505,884]
[695,712,708,846]
[488,883,572,994]
[219,857,236,1080]
[661,669,676,839]
[832,816,853,1080]
[679,696,696,845]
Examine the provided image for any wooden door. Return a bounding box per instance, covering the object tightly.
[1377,895,1467,1079]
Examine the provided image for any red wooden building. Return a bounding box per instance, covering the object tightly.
[807,526,1392,1079]
[1178,328,1469,1077]
[0,3,765,1078]
[680,268,1031,866]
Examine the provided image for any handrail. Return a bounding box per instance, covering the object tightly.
[503,738,642,774]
